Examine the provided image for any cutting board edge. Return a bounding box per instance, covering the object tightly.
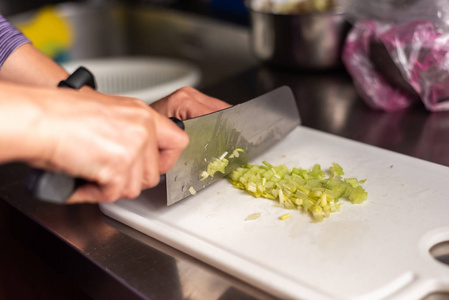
[99,202,340,300]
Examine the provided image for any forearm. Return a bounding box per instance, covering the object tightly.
[0,81,47,163]
[0,43,69,88]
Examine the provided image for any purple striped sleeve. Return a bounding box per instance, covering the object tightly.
[0,14,30,69]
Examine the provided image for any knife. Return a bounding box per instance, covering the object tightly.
[166,85,301,206]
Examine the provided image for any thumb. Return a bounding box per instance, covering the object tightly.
[156,115,189,174]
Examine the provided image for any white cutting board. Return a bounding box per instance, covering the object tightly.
[100,126,449,300]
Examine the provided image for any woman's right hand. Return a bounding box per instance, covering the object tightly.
[0,82,189,204]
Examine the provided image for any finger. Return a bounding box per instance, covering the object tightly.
[177,100,219,120]
[67,153,145,203]
[158,147,185,175]
[155,114,189,174]
[67,172,131,204]
[182,87,231,111]
[66,183,107,204]
[150,87,231,119]
[139,135,162,191]
[190,90,231,111]
[123,157,144,199]
[140,117,162,189]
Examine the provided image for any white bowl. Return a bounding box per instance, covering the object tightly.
[62,57,201,104]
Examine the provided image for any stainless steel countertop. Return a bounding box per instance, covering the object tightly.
[1,65,449,300]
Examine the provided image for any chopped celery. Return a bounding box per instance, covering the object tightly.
[219,151,228,160]
[344,178,359,188]
[329,162,344,177]
[206,158,229,177]
[310,205,323,222]
[200,171,209,181]
[228,162,367,222]
[279,213,290,220]
[310,164,325,179]
[348,186,368,204]
[188,186,197,195]
[246,213,261,220]
[229,148,244,159]
[204,148,245,178]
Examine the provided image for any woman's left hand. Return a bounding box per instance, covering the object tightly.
[150,86,231,120]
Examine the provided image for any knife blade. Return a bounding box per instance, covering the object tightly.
[166,85,301,206]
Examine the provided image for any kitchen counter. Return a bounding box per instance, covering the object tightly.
[1,64,449,300]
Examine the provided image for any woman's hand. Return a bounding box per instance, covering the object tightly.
[0,82,189,204]
[150,86,231,120]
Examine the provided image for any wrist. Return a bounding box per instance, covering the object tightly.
[0,83,48,164]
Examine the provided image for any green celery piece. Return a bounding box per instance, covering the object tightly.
[330,162,344,177]
[310,164,325,179]
[349,186,368,204]
[345,178,359,188]
[227,162,368,222]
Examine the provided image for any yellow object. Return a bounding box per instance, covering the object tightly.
[245,213,261,221]
[188,186,197,195]
[16,6,73,60]
[279,213,290,220]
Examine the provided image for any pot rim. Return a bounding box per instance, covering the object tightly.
[245,1,345,17]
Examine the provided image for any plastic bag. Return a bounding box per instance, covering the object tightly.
[342,0,449,111]
[344,0,449,31]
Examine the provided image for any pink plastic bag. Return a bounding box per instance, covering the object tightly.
[341,0,449,111]
[343,20,449,111]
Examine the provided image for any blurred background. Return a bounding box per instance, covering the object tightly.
[0,0,254,100]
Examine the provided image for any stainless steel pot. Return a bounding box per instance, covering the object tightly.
[248,8,351,70]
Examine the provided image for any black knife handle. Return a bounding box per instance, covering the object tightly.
[58,66,96,90]
[25,169,88,204]
[169,116,185,130]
